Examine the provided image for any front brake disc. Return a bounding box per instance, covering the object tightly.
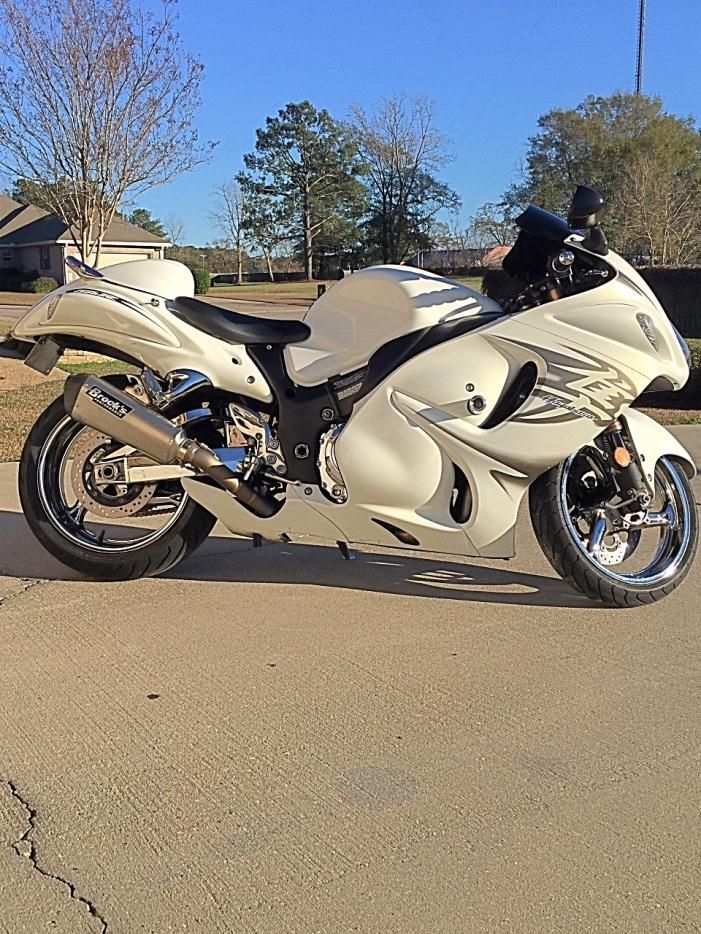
[596,528,642,565]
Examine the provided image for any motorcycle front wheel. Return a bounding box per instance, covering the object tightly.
[19,388,216,581]
[530,454,698,608]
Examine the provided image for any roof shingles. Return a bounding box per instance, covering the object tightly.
[0,194,167,246]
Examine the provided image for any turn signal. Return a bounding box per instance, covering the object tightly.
[613,446,632,468]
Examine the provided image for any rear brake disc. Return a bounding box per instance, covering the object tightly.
[68,428,158,518]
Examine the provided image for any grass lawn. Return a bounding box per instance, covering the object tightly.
[0,381,63,461]
[0,274,486,308]
[210,281,331,303]
[638,407,701,426]
[0,360,136,461]
[59,361,137,377]
[209,274,486,303]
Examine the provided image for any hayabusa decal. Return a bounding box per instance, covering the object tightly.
[507,341,638,426]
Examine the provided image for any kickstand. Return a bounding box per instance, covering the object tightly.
[252,534,264,548]
[337,540,356,561]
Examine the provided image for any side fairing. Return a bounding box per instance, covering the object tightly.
[308,283,676,557]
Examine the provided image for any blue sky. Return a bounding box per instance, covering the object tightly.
[140,0,701,244]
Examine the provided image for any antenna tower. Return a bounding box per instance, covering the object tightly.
[635,0,647,95]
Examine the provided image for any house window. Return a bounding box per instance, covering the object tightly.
[1,250,12,263]
[40,246,51,271]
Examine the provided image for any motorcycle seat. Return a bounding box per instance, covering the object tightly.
[170,296,311,346]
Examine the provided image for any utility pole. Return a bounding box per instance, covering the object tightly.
[635,0,647,95]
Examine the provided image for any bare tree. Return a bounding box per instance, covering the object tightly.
[164,214,185,248]
[437,215,488,252]
[618,156,701,266]
[0,0,215,265]
[469,202,516,249]
[239,177,290,282]
[163,213,185,261]
[210,180,249,284]
[350,96,459,264]
[444,218,472,252]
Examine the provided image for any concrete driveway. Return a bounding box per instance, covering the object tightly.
[0,429,699,933]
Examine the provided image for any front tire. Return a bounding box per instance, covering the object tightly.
[530,455,698,608]
[19,389,216,581]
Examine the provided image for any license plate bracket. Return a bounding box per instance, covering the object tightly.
[24,336,63,375]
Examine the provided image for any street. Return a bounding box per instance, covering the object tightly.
[0,428,699,933]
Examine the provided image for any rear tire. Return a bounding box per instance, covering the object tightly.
[19,389,216,581]
[530,456,698,608]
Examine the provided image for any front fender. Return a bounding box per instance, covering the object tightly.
[623,408,697,484]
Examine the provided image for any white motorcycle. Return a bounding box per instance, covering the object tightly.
[12,187,698,607]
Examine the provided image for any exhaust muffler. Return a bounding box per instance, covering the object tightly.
[63,375,277,518]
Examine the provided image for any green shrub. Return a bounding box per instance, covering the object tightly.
[21,276,59,293]
[191,269,211,294]
[688,338,701,370]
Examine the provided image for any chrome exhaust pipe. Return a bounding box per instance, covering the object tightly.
[63,375,277,518]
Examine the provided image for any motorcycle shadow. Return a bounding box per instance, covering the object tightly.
[1,508,594,609]
[168,533,596,610]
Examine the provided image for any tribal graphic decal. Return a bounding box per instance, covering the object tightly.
[506,340,639,426]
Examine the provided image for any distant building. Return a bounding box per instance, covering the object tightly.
[0,195,169,285]
[481,246,512,269]
[411,245,512,271]
[410,248,484,270]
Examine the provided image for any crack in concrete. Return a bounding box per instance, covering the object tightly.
[1,779,108,933]
[0,578,47,609]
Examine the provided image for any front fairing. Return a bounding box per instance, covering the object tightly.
[512,207,689,391]
[564,246,690,391]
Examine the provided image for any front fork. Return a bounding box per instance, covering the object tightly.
[599,418,652,507]
[588,418,675,536]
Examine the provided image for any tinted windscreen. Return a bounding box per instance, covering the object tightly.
[514,205,573,243]
[502,229,554,283]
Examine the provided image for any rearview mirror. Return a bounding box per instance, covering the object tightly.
[568,186,606,229]
[65,255,104,279]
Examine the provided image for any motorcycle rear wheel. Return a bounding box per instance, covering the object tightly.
[19,387,216,581]
[530,454,698,608]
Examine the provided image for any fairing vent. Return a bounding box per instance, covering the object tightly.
[371,518,420,546]
[481,362,538,429]
[450,465,473,524]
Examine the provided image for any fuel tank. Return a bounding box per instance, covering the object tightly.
[284,265,502,386]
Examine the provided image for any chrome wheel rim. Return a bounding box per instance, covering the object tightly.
[37,415,189,554]
[561,455,694,586]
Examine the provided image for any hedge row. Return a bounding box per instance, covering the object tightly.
[638,268,701,338]
[191,269,211,294]
[22,276,59,293]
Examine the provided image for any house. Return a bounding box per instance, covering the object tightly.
[481,245,512,269]
[0,194,169,285]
